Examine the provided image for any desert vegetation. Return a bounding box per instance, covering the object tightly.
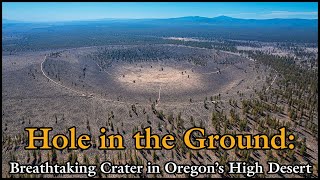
[2,17,318,178]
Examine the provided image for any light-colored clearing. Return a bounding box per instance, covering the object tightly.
[115,64,203,92]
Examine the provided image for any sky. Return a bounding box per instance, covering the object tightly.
[2,2,318,22]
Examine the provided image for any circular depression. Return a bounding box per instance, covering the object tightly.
[42,47,257,105]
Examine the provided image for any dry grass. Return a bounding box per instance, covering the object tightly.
[115,64,202,93]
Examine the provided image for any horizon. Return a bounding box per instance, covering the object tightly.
[2,2,318,22]
[3,15,318,24]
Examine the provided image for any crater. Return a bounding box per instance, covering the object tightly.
[41,45,263,104]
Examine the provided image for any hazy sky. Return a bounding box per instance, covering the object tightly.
[2,2,318,22]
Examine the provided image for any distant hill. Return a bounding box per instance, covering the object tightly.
[133,16,318,28]
[3,16,318,26]
[2,18,26,24]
